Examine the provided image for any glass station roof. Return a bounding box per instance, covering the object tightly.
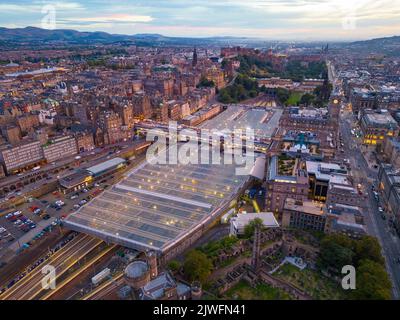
[64,152,249,253]
[200,105,283,139]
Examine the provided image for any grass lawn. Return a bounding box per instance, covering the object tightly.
[225,280,293,300]
[286,92,302,106]
[274,263,345,300]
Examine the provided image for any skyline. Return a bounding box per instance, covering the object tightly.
[0,0,399,41]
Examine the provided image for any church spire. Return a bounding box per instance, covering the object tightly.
[192,47,198,67]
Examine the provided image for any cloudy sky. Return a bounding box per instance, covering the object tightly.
[0,0,399,41]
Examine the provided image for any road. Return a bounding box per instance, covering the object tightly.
[0,234,103,300]
[329,59,400,298]
[339,109,400,299]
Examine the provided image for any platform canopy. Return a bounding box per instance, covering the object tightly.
[65,152,249,253]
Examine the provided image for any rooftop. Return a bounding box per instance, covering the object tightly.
[64,151,249,253]
[231,212,280,228]
[284,198,325,216]
[125,260,149,279]
[306,161,349,185]
[267,155,308,184]
[86,157,126,176]
[59,170,92,189]
[363,112,398,129]
[200,105,282,139]
[139,272,176,300]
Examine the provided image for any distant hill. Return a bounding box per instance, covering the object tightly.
[351,35,400,46]
[0,26,132,43]
[0,26,259,47]
[347,35,400,56]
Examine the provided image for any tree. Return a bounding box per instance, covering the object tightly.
[167,260,181,273]
[324,234,354,250]
[349,259,392,300]
[183,250,213,284]
[218,88,233,103]
[318,238,354,274]
[275,88,290,106]
[197,77,215,88]
[244,218,264,239]
[354,236,384,266]
[300,93,315,107]
[217,74,259,103]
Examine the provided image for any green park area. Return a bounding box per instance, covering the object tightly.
[225,280,292,300]
[286,92,302,106]
[274,263,345,300]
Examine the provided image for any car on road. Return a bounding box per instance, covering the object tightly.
[381,214,386,220]
[79,200,87,206]
[55,200,65,207]
[378,207,384,213]
[70,195,78,200]
[42,214,51,220]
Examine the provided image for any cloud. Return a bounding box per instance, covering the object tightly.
[0,0,399,40]
[0,1,84,13]
[61,14,153,24]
